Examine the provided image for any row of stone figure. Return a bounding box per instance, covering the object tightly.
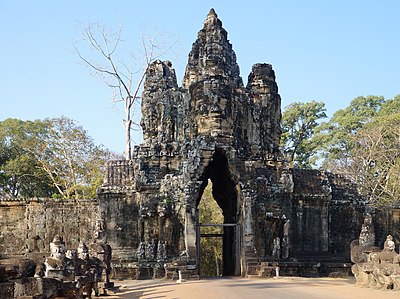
[43,235,113,295]
[0,234,113,299]
[351,234,400,290]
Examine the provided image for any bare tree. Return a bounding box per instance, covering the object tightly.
[348,116,400,206]
[75,22,175,159]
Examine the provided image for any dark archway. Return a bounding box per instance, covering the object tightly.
[196,149,239,276]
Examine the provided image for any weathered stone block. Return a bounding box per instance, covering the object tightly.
[0,281,14,299]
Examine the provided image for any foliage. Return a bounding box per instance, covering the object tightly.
[378,95,400,116]
[0,119,56,197]
[281,101,327,168]
[198,181,223,276]
[313,94,400,205]
[281,94,400,206]
[316,95,385,172]
[348,112,400,205]
[0,117,114,199]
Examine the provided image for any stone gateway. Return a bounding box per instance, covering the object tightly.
[1,9,400,282]
[96,9,372,278]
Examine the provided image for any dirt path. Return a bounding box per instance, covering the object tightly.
[102,277,400,299]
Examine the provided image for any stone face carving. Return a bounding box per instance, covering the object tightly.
[351,214,379,286]
[351,214,378,266]
[140,9,281,159]
[78,241,89,261]
[351,215,400,290]
[0,7,394,280]
[371,235,398,289]
[41,235,114,297]
[272,237,281,259]
[44,235,73,280]
[90,218,112,287]
[95,8,369,279]
[75,241,99,297]
[111,9,284,269]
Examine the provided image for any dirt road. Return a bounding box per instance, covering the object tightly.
[102,277,400,299]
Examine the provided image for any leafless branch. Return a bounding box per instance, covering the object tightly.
[75,21,177,159]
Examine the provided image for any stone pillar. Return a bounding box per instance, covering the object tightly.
[242,190,255,253]
[185,205,197,259]
[297,205,304,251]
[321,204,329,251]
[282,220,290,258]
[0,282,14,299]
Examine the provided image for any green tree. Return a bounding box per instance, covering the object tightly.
[0,117,115,199]
[314,94,400,205]
[281,101,327,168]
[316,95,385,172]
[378,95,400,116]
[30,116,115,199]
[198,181,223,276]
[0,118,56,197]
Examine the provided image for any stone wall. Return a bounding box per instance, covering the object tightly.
[0,198,98,261]
[374,207,400,249]
[251,168,366,260]
[327,173,365,257]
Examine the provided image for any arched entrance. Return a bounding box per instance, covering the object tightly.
[195,149,240,276]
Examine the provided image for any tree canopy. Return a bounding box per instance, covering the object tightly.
[281,94,400,206]
[0,118,55,197]
[0,117,115,199]
[281,101,327,168]
[349,112,400,205]
[315,95,385,172]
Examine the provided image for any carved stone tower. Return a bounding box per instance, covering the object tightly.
[98,9,365,278]
[141,9,282,160]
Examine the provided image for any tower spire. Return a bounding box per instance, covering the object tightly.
[182,9,241,88]
[203,8,221,27]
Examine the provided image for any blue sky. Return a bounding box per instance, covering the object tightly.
[1,1,399,154]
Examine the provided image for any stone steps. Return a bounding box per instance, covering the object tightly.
[245,254,351,278]
[244,254,275,278]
